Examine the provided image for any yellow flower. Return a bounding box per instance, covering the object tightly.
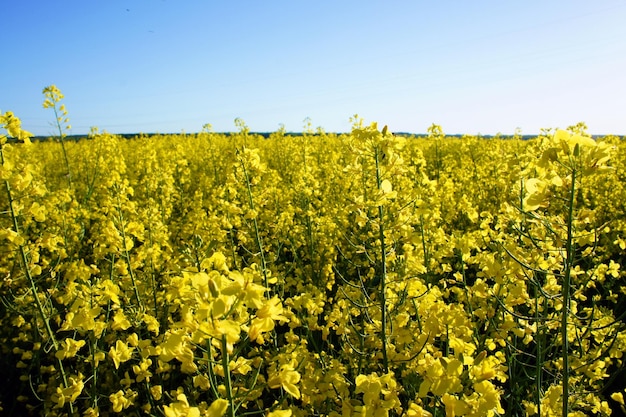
[0,111,33,143]
[249,296,288,343]
[474,380,505,415]
[406,402,433,417]
[159,330,186,362]
[163,393,201,417]
[83,407,99,417]
[442,393,470,416]
[55,338,86,360]
[213,319,241,353]
[546,129,613,174]
[470,355,498,382]
[205,398,229,417]
[523,178,548,211]
[268,359,301,399]
[109,390,129,413]
[150,385,163,401]
[230,356,253,375]
[28,201,46,222]
[98,279,121,305]
[268,410,292,417]
[51,374,84,409]
[555,129,596,155]
[42,85,64,107]
[193,374,211,390]
[200,251,229,272]
[111,309,131,331]
[142,313,160,335]
[421,358,464,397]
[109,340,134,369]
[132,358,153,382]
[89,351,106,367]
[611,391,624,405]
[355,373,383,405]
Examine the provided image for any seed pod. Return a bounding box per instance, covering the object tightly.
[208,278,219,298]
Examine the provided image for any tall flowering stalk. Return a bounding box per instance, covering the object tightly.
[1,111,75,415]
[42,85,73,189]
[512,127,615,415]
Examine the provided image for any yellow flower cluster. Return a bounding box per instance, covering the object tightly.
[2,102,626,416]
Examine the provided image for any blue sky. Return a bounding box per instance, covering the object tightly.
[3,1,626,136]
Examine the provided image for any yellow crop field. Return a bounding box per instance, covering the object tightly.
[1,89,626,416]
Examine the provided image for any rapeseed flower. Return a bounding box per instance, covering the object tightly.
[0,111,32,143]
[54,338,86,360]
[109,340,134,369]
[268,359,301,399]
[163,393,201,417]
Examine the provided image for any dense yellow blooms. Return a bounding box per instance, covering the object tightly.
[1,106,626,416]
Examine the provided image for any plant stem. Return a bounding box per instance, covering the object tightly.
[115,192,143,310]
[0,144,74,414]
[51,104,72,189]
[534,277,542,417]
[239,154,269,292]
[561,168,577,416]
[374,146,389,374]
[221,335,236,417]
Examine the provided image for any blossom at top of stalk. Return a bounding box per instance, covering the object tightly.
[42,84,64,108]
[1,111,32,143]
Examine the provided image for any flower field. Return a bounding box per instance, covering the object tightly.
[1,90,626,416]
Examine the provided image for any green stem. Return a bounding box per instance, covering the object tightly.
[561,168,577,416]
[221,336,236,417]
[115,191,143,310]
[239,154,269,292]
[418,216,427,261]
[374,146,389,374]
[435,139,441,182]
[304,204,318,285]
[534,278,542,417]
[89,290,100,412]
[0,144,74,414]
[51,104,72,189]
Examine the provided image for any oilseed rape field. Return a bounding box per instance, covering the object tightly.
[1,88,626,416]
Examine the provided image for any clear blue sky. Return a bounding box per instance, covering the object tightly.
[3,1,626,136]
